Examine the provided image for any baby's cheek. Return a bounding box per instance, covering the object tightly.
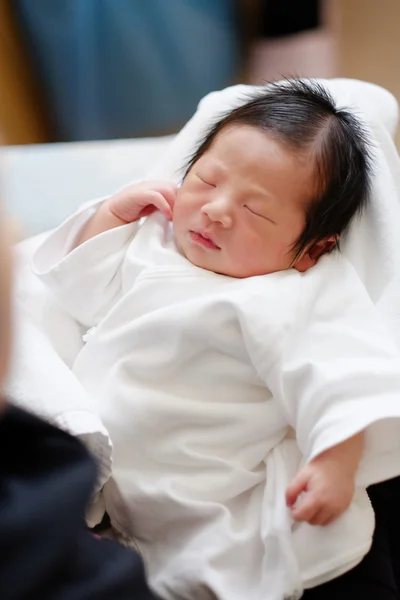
[171,201,191,253]
[230,239,267,276]
[266,231,293,259]
[172,189,189,217]
[173,191,200,229]
[233,235,287,276]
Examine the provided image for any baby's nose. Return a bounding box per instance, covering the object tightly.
[201,199,233,228]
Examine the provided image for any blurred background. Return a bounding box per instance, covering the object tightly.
[1,0,399,235]
[2,0,399,145]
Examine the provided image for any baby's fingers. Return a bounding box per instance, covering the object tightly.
[286,469,308,508]
[139,190,173,220]
[152,183,177,213]
[290,492,320,523]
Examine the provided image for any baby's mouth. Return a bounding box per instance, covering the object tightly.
[190,230,221,251]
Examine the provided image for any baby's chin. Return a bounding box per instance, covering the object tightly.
[176,238,226,275]
[181,246,248,278]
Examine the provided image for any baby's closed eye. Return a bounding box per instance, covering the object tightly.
[244,205,276,224]
[195,173,216,188]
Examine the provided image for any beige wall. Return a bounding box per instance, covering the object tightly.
[338,0,400,145]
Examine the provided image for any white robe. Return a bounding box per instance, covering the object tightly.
[32,199,400,600]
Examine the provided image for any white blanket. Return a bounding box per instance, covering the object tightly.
[6,235,112,499]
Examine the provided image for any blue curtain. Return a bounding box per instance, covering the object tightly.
[15,0,239,141]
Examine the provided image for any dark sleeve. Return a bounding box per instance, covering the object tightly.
[0,404,156,600]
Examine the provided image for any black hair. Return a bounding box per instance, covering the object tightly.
[183,79,373,258]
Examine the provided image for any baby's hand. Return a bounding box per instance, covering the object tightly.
[107,181,177,223]
[75,181,177,247]
[285,433,364,526]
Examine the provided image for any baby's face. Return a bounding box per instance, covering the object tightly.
[173,125,316,278]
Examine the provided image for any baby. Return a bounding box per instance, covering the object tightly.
[32,80,400,599]
[78,80,368,525]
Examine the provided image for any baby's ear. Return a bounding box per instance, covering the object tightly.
[294,236,338,273]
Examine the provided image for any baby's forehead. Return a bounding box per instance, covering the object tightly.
[201,125,316,180]
[202,124,313,165]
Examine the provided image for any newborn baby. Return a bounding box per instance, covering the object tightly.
[32,80,400,600]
